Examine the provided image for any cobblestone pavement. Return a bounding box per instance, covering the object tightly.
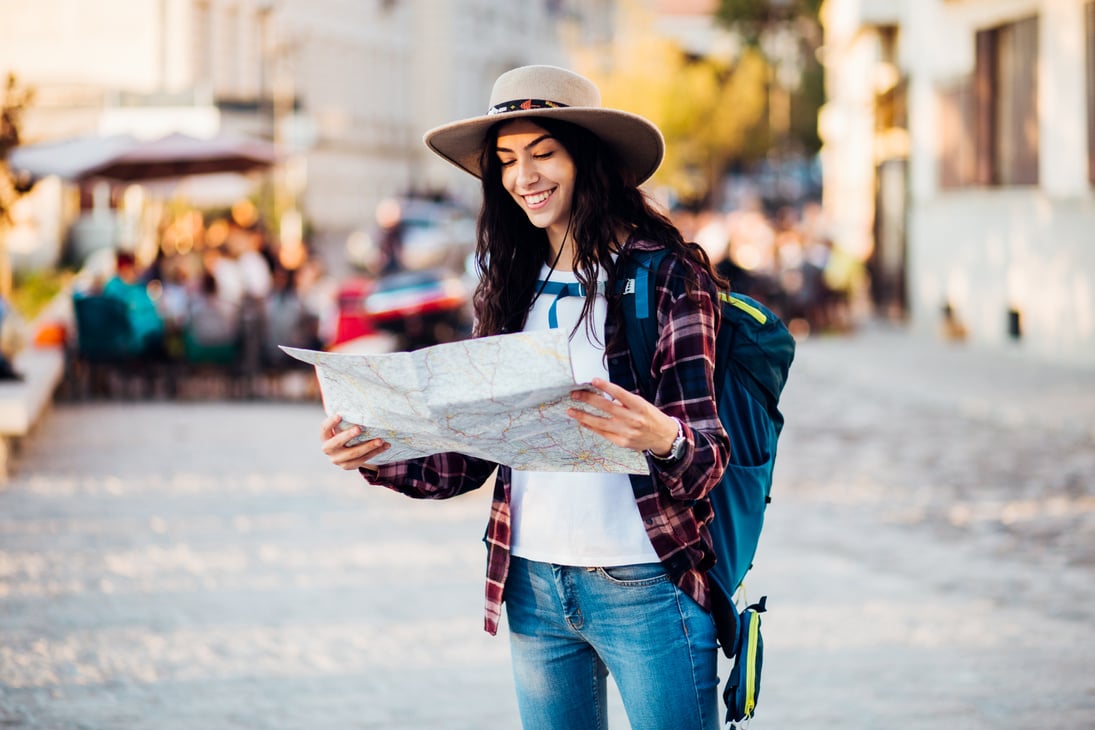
[1,327,1093,729]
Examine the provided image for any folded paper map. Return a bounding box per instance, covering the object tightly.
[282,329,649,474]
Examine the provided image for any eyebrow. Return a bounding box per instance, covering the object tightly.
[495,133,554,154]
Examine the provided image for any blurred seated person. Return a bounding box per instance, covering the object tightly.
[263,265,320,369]
[232,223,273,374]
[233,222,274,301]
[102,250,166,357]
[184,271,241,363]
[294,257,339,349]
[157,262,194,331]
[202,244,244,308]
[374,198,405,274]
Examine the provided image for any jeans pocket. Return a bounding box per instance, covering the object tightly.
[597,562,669,587]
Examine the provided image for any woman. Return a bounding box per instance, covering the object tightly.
[321,65,729,730]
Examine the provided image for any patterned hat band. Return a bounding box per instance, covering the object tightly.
[487,98,570,116]
[424,65,664,182]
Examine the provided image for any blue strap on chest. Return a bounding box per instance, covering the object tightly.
[629,253,657,321]
[617,250,667,397]
[536,262,652,330]
[536,280,616,329]
[536,280,585,329]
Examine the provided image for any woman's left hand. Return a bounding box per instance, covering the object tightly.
[569,377,679,457]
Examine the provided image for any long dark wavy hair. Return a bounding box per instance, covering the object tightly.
[472,116,725,345]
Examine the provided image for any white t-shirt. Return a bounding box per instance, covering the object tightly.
[509,264,659,566]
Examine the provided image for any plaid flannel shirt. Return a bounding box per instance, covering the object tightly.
[364,238,729,635]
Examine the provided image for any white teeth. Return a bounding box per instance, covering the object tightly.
[525,190,552,206]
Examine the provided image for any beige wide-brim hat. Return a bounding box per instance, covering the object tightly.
[424,65,665,184]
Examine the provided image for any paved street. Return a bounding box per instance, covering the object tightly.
[1,326,1093,729]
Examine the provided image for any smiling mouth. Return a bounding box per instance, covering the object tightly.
[523,188,555,208]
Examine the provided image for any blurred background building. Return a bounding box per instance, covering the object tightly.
[0,0,613,274]
[821,0,1095,365]
[1,0,1094,368]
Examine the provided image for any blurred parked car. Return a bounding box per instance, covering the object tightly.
[364,268,470,349]
[331,276,381,348]
[346,197,477,276]
[332,267,472,352]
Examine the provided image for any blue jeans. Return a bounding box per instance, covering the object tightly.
[504,556,719,730]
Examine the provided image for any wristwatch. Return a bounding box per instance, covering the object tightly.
[647,417,686,462]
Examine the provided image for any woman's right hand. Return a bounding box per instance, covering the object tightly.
[320,413,390,472]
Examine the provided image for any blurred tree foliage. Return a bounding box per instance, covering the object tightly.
[575,37,768,207]
[1,73,34,226]
[715,0,823,45]
[715,0,824,155]
[1,73,35,299]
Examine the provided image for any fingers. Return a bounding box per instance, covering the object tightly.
[568,379,675,454]
[320,413,342,438]
[568,406,625,442]
[569,377,644,420]
[569,390,619,419]
[321,413,391,471]
[569,379,632,416]
[568,388,645,449]
[588,378,639,406]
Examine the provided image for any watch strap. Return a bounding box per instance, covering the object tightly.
[647,416,685,462]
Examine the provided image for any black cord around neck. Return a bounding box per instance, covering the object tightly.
[529,242,565,309]
[528,216,573,311]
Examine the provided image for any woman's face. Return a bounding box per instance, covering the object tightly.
[495,119,576,241]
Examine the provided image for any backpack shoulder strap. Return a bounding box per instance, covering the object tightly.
[618,248,668,398]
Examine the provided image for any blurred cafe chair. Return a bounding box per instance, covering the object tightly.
[69,294,146,398]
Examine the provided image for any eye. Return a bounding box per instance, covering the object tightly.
[498,157,516,168]
[533,151,554,160]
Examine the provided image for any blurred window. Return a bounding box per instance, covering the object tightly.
[942,16,1040,189]
[938,77,976,188]
[874,26,906,134]
[973,16,1040,186]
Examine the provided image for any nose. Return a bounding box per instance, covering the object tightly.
[514,157,539,188]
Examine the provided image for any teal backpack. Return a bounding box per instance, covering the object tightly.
[619,248,794,727]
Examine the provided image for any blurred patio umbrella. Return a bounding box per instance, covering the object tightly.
[76,132,277,182]
[8,134,138,183]
[9,132,278,184]
[7,132,279,278]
